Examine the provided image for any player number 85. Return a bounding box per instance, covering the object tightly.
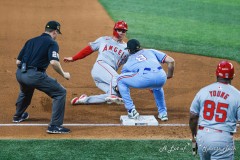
[203,100,229,122]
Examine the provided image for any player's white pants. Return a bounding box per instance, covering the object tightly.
[84,60,118,103]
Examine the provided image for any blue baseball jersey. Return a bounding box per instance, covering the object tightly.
[121,49,167,73]
[17,33,59,69]
[117,49,168,115]
[190,82,240,133]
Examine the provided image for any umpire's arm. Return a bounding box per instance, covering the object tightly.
[50,60,70,80]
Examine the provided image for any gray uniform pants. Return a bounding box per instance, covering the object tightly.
[15,68,66,126]
[197,127,234,160]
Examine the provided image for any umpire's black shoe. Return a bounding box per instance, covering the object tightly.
[12,112,29,123]
[47,125,70,134]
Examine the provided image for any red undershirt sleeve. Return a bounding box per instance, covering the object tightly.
[72,45,94,61]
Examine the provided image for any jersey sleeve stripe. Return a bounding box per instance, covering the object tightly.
[161,55,167,63]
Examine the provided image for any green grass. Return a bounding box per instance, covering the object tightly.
[99,0,240,62]
[0,139,239,160]
[1,1,239,160]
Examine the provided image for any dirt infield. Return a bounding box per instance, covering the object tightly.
[0,0,239,139]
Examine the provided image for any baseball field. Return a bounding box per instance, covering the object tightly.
[0,0,239,159]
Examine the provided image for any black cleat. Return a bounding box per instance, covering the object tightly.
[12,112,29,123]
[47,125,70,134]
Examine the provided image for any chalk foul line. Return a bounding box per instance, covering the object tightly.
[0,123,191,127]
[1,124,239,127]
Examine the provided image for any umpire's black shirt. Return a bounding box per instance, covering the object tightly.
[17,33,60,70]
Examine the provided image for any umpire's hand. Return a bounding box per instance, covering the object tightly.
[63,72,70,80]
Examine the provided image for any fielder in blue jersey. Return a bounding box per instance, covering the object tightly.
[189,61,240,160]
[116,39,175,120]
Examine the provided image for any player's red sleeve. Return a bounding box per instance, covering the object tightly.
[72,45,94,61]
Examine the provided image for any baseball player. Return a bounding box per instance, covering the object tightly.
[64,20,129,105]
[116,39,175,120]
[14,21,71,134]
[189,61,240,160]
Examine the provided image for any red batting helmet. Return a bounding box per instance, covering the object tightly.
[113,20,128,38]
[216,60,234,79]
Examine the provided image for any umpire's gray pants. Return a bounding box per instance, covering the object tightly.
[15,68,66,126]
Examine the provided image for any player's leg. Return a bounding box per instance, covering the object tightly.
[117,72,144,113]
[153,88,168,121]
[92,61,119,95]
[72,61,121,105]
[117,70,163,109]
[117,72,139,118]
[196,131,211,160]
[209,132,234,160]
[150,70,167,120]
[196,129,234,160]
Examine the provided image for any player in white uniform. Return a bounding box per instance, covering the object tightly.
[64,20,129,105]
[189,61,240,160]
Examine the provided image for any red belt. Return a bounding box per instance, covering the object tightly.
[198,126,233,135]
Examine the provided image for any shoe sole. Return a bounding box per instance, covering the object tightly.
[158,116,168,121]
[160,118,168,121]
[105,98,124,105]
[46,130,70,134]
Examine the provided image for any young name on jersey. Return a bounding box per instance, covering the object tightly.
[209,90,229,100]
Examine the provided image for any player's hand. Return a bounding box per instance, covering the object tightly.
[63,72,70,80]
[63,57,74,63]
[191,137,198,156]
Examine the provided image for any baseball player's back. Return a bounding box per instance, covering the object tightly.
[121,49,166,73]
[189,60,240,160]
[117,39,175,121]
[191,82,240,133]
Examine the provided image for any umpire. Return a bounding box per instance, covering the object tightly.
[14,21,71,134]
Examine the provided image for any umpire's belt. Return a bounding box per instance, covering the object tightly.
[144,66,162,72]
[198,126,233,135]
[18,66,45,72]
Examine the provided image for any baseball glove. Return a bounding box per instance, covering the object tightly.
[113,86,122,98]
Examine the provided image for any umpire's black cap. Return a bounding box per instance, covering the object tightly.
[45,21,62,34]
[125,39,141,54]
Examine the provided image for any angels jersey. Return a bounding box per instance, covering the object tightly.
[190,82,240,133]
[90,36,129,70]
